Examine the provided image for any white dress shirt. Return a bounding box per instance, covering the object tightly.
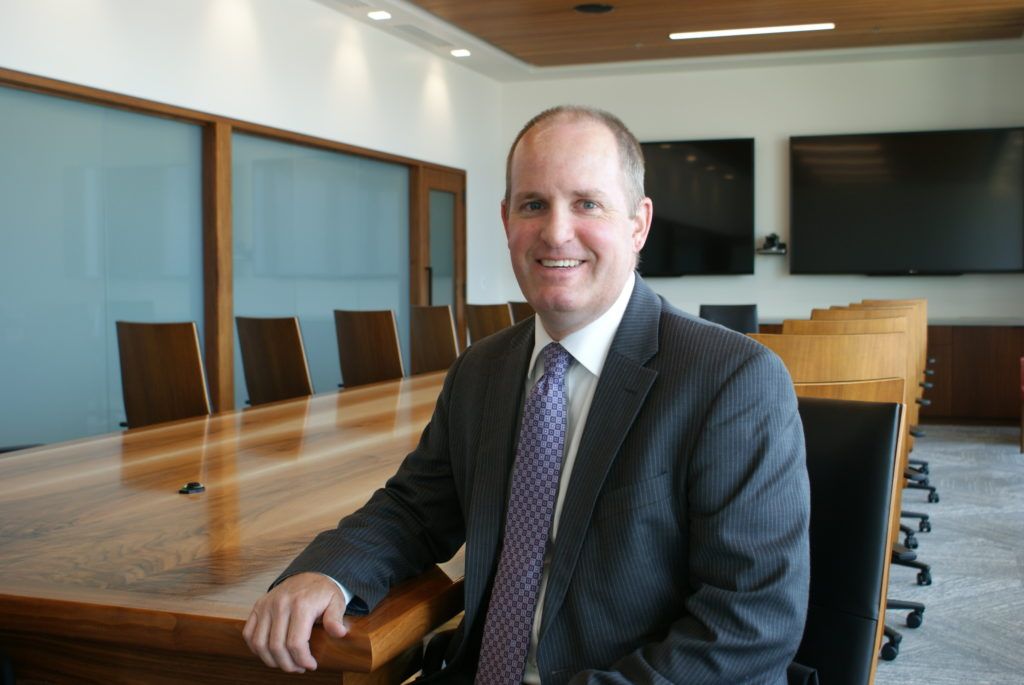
[521,271,635,684]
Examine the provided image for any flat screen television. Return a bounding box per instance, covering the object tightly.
[638,138,754,276]
[790,127,1024,275]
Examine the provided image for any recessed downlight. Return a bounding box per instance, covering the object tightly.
[669,22,835,40]
[450,48,471,58]
[367,10,392,21]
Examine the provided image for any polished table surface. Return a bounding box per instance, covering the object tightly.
[0,372,463,684]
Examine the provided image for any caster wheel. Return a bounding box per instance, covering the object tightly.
[919,520,932,533]
[917,571,932,586]
[880,642,899,661]
[928,492,940,503]
[904,534,918,549]
[906,610,924,629]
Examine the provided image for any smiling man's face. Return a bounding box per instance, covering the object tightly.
[502,116,652,340]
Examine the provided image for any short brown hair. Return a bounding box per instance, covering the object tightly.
[503,105,646,216]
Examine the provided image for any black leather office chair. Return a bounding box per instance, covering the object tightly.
[793,397,902,685]
[698,304,759,334]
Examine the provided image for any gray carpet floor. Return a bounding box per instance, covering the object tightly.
[874,423,1024,685]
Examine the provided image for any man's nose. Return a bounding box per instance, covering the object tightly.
[540,205,574,246]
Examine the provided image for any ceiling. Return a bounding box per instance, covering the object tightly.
[408,0,1024,66]
[320,0,1024,80]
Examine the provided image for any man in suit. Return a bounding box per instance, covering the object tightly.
[244,106,810,684]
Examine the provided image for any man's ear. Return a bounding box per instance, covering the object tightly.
[632,197,653,252]
[501,200,511,238]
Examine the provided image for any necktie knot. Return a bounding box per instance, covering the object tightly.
[541,343,571,383]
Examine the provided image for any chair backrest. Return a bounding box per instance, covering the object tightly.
[333,309,405,387]
[115,321,211,429]
[813,305,923,429]
[698,304,759,334]
[748,333,906,384]
[795,397,903,685]
[466,303,514,344]
[410,305,459,375]
[235,316,313,405]
[782,317,907,336]
[794,378,905,404]
[509,301,535,323]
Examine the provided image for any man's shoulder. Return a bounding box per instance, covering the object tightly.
[654,298,768,366]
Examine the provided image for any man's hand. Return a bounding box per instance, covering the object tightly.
[243,572,349,673]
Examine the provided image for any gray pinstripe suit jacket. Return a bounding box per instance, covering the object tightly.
[280,276,810,684]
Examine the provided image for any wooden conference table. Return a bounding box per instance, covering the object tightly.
[0,372,464,684]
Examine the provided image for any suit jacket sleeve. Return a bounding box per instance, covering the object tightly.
[571,345,810,684]
[273,355,468,613]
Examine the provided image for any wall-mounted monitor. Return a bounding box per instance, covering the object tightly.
[639,138,754,276]
[790,127,1024,275]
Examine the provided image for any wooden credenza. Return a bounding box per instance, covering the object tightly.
[920,325,1024,421]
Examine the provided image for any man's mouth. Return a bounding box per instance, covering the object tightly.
[539,259,582,268]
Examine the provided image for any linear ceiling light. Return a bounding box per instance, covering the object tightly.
[670,22,835,41]
[450,48,472,58]
[367,10,392,21]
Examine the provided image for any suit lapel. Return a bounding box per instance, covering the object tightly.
[539,277,661,638]
[461,321,534,636]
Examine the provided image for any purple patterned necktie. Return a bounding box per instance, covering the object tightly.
[475,343,572,685]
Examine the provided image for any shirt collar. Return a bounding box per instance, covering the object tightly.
[528,271,636,380]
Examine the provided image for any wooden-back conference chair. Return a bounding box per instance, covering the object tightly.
[410,305,459,375]
[466,303,513,344]
[509,301,535,323]
[748,333,906,385]
[235,316,313,406]
[115,321,211,429]
[333,309,405,388]
[794,397,904,684]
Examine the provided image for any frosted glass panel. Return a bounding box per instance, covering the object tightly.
[429,190,455,307]
[232,134,410,405]
[0,86,203,446]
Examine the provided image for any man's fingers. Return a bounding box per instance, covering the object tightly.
[285,602,321,672]
[322,591,349,639]
[267,600,305,673]
[245,603,280,670]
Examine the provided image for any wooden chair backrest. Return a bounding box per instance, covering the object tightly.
[466,303,514,344]
[853,300,928,372]
[235,316,313,405]
[810,306,922,427]
[333,309,405,388]
[794,378,906,404]
[410,305,459,376]
[782,317,907,336]
[748,333,907,384]
[116,321,211,429]
[509,301,535,323]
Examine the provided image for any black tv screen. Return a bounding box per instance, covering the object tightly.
[639,138,754,276]
[791,128,1024,275]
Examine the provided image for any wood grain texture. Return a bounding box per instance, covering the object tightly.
[465,303,514,345]
[0,373,464,682]
[203,121,234,413]
[509,301,535,323]
[235,316,313,405]
[749,333,907,384]
[920,325,953,418]
[334,310,406,388]
[410,305,459,375]
[951,326,1024,420]
[115,321,212,429]
[408,0,1024,66]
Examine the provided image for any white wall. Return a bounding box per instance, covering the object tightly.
[0,0,513,300]
[500,48,1024,322]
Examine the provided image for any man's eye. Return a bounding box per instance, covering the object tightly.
[580,200,598,210]
[523,201,544,211]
